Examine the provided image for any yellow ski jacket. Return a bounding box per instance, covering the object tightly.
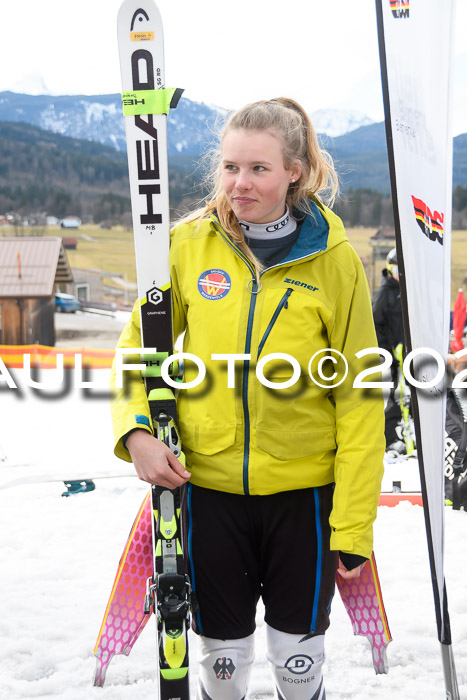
[111,200,385,558]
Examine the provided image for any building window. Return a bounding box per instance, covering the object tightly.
[75,284,90,301]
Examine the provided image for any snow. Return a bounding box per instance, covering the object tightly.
[380,455,421,493]
[9,73,51,96]
[311,109,375,138]
[41,105,68,135]
[81,101,118,126]
[0,371,466,699]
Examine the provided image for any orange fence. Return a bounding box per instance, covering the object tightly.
[0,345,115,369]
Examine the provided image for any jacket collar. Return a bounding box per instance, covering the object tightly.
[281,201,330,264]
[210,199,334,271]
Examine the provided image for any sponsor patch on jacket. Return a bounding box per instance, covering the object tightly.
[198,269,232,300]
[284,277,319,291]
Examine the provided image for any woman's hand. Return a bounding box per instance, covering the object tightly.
[126,430,191,489]
[337,556,366,580]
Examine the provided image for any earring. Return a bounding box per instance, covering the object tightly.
[291,178,295,183]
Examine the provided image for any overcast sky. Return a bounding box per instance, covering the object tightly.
[1,0,466,133]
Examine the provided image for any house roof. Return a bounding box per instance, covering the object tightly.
[370,227,396,241]
[0,237,73,298]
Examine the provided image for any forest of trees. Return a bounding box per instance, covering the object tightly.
[334,185,467,229]
[88,183,467,230]
[1,121,466,229]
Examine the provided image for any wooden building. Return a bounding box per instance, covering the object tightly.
[0,237,73,345]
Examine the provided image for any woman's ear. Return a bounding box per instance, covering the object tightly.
[290,160,302,183]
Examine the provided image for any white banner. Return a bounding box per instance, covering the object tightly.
[376,0,455,645]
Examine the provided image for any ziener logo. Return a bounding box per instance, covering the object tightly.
[390,0,410,18]
[285,654,314,675]
[284,277,319,292]
[411,195,444,246]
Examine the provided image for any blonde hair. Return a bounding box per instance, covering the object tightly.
[180,97,339,277]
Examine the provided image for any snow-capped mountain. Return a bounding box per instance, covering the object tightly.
[0,91,224,155]
[311,109,375,137]
[9,73,52,97]
[0,88,375,154]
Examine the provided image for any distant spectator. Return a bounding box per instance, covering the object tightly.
[372,248,406,449]
[372,248,404,357]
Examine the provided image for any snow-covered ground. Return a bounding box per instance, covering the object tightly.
[0,371,466,699]
[54,309,131,349]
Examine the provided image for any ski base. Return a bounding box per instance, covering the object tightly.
[336,552,392,674]
[93,491,153,686]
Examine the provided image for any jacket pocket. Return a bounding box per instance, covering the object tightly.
[179,422,237,456]
[256,427,336,461]
[257,288,293,359]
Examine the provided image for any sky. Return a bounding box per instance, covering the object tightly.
[1,0,467,133]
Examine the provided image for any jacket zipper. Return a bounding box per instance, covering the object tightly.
[211,216,319,495]
[211,218,259,495]
[256,288,293,360]
[242,286,294,493]
[241,281,259,495]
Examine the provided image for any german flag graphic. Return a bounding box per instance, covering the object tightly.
[389,0,410,18]
[412,195,444,245]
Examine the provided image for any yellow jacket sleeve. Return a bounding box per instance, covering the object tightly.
[110,235,188,462]
[327,249,385,558]
[110,302,153,462]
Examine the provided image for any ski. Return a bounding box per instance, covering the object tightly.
[94,491,154,687]
[1,473,136,495]
[336,552,392,674]
[94,1,190,695]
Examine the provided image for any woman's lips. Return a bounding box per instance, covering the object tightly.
[234,197,256,204]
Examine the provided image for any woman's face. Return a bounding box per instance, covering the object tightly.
[221,128,301,224]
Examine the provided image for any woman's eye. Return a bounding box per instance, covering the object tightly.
[253,165,266,172]
[224,164,238,171]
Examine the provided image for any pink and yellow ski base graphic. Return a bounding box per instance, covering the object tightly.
[93,492,153,686]
[336,552,392,674]
[93,502,391,683]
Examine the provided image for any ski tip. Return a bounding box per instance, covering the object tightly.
[372,642,390,675]
[61,479,96,497]
[92,656,109,688]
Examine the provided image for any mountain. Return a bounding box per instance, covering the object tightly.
[0,121,200,220]
[311,109,375,137]
[320,123,392,192]
[452,132,467,188]
[9,74,51,97]
[0,91,376,153]
[0,101,466,222]
[0,91,222,155]
[322,124,467,193]
[0,121,127,219]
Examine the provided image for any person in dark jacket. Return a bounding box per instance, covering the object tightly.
[372,248,406,449]
[372,248,404,355]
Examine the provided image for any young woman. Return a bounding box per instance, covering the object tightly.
[111,98,385,700]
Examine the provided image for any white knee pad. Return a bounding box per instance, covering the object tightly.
[266,625,326,700]
[196,634,255,700]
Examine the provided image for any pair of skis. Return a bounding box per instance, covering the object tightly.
[93,1,391,696]
[93,1,189,697]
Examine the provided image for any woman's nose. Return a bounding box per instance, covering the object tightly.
[235,169,252,190]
